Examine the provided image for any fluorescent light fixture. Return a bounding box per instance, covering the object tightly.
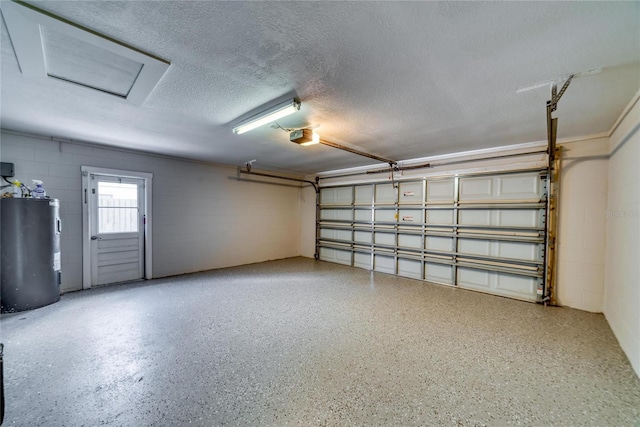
[232,99,301,134]
[290,129,320,146]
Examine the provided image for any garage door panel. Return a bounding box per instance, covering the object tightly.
[321,209,352,221]
[460,209,540,228]
[354,231,372,243]
[426,236,453,252]
[426,209,454,225]
[458,239,490,257]
[354,252,371,269]
[355,185,373,204]
[458,268,538,301]
[374,232,395,246]
[426,180,455,202]
[496,273,537,300]
[496,210,540,227]
[425,263,453,285]
[399,181,423,204]
[398,259,421,279]
[375,209,396,222]
[497,174,540,199]
[457,267,490,289]
[459,177,493,200]
[457,239,539,263]
[320,228,351,241]
[319,188,333,204]
[319,247,351,265]
[398,234,421,249]
[399,208,423,223]
[374,255,395,274]
[460,173,541,201]
[459,210,490,226]
[375,184,396,204]
[354,209,371,222]
[321,187,353,205]
[496,241,539,261]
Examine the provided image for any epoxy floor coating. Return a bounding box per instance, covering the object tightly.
[1,258,639,426]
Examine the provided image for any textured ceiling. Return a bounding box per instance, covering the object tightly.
[1,1,639,174]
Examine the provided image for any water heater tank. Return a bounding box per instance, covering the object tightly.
[1,198,62,312]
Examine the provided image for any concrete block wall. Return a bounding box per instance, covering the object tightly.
[0,131,302,292]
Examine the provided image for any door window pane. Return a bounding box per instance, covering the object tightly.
[98,182,139,233]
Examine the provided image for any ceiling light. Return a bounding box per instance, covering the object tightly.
[232,99,301,134]
[290,129,320,146]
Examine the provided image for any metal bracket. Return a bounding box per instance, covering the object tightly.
[547,75,573,163]
[542,75,573,306]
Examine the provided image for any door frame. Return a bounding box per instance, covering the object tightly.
[81,166,153,290]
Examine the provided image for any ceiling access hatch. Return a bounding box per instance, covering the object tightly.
[41,27,144,98]
[0,1,170,105]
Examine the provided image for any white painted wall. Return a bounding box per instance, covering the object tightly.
[555,137,609,311]
[604,97,640,377]
[0,131,302,293]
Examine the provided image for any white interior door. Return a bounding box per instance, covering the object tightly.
[89,175,145,286]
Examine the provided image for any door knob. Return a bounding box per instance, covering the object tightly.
[91,236,102,241]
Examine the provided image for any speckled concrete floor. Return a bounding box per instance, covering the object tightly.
[1,257,639,426]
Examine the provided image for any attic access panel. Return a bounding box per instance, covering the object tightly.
[0,1,169,105]
[41,27,143,97]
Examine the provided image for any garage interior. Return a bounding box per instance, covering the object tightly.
[0,1,639,425]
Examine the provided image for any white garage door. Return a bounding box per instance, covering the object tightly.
[317,169,547,302]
